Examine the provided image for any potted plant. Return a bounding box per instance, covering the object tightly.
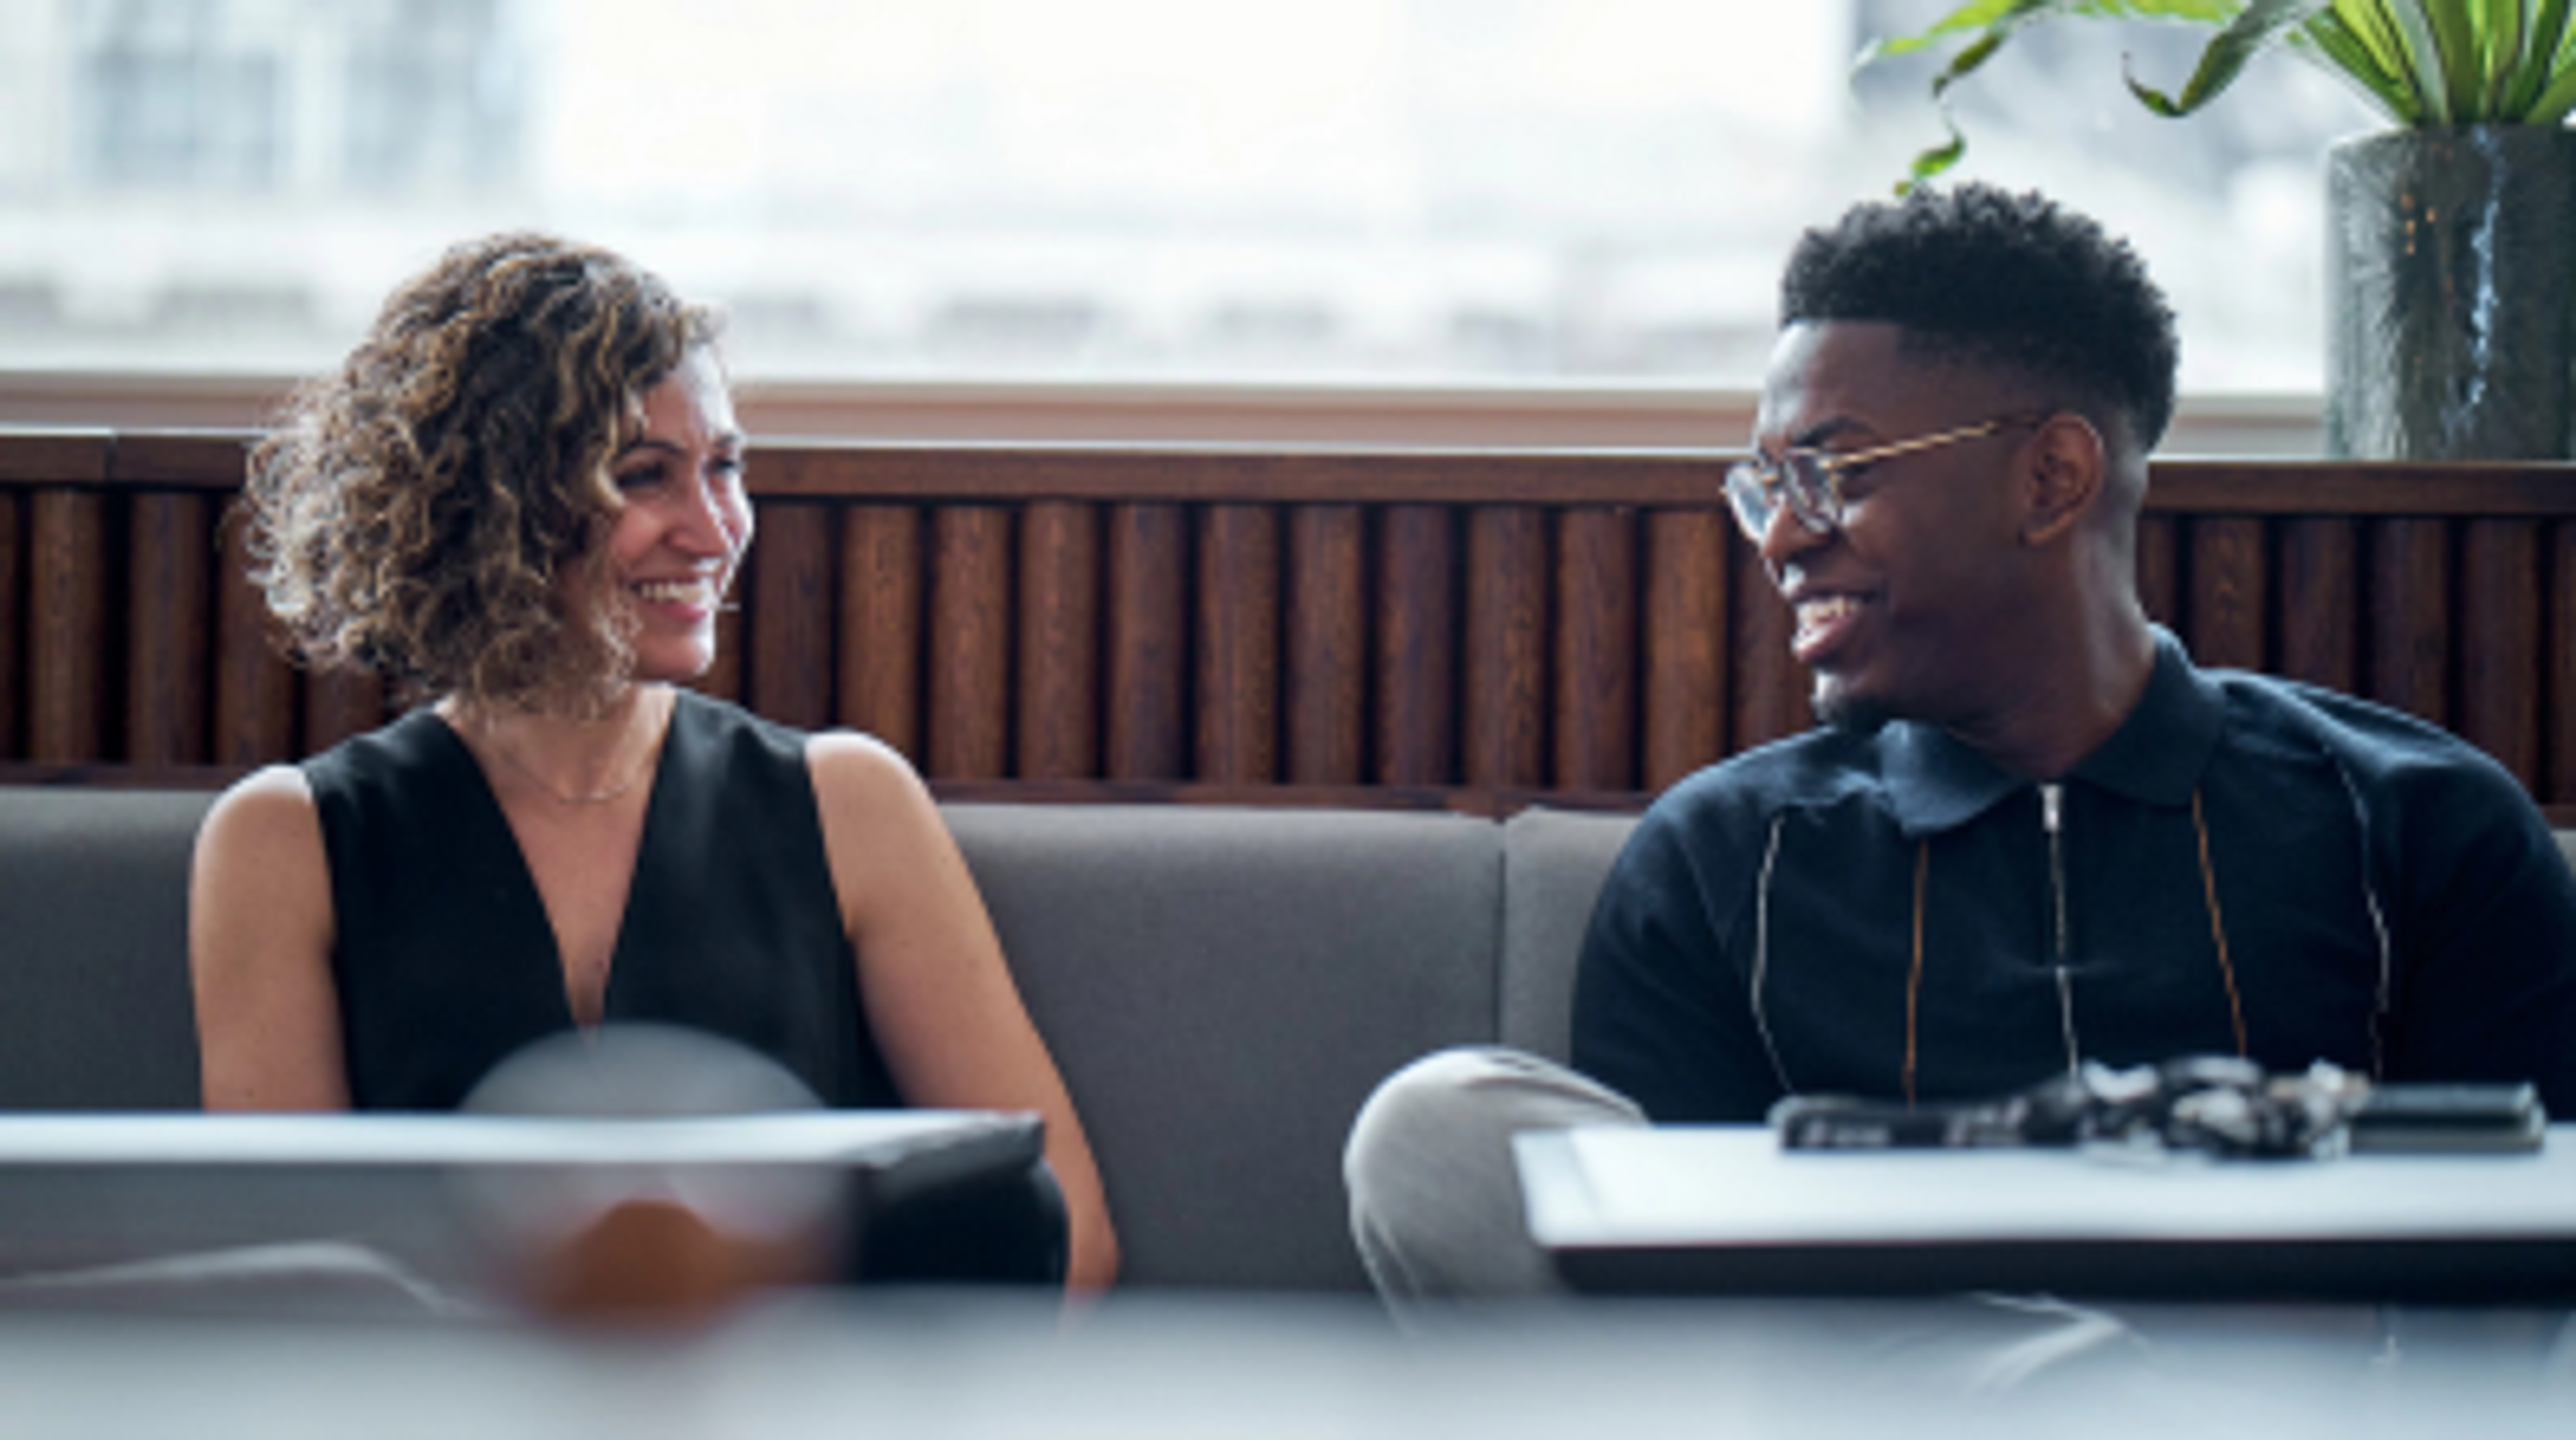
[1864,1,2576,460]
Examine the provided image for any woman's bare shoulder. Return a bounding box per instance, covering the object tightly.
[803,730,931,808]
[199,764,319,847]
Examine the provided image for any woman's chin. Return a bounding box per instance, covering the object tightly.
[631,643,718,685]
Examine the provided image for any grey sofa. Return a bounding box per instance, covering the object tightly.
[20,788,2576,1298]
[0,786,1638,1292]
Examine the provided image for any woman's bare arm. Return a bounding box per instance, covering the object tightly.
[808,733,1120,1290]
[188,766,351,1111]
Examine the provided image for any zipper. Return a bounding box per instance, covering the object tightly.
[2041,783,2078,1077]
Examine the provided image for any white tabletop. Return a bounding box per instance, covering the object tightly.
[0,1109,1030,1167]
[1518,1124,2576,1300]
[0,1110,1038,1283]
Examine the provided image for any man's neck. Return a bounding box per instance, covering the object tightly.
[1943,612,2158,781]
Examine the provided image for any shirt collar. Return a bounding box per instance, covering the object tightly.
[1878,628,2222,837]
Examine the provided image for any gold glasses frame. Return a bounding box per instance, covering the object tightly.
[1724,412,2045,543]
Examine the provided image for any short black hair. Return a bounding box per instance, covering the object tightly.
[1778,184,2178,453]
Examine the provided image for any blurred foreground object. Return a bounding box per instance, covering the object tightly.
[461,1025,847,1327]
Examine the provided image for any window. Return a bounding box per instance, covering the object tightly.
[1,0,2373,444]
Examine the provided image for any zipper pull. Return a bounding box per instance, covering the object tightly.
[2039,782,2071,964]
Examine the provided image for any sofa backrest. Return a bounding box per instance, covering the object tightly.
[0,787,1585,1290]
[0,787,209,1110]
[945,803,1509,1290]
[1499,808,1636,1062]
[9,784,2575,1291]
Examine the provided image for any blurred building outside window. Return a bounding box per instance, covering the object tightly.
[0,0,2376,449]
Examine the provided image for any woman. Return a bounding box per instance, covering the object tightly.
[189,232,1116,1290]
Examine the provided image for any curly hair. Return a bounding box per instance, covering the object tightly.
[246,232,722,713]
[1779,184,2178,455]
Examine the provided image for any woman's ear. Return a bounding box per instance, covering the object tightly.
[2020,413,2106,547]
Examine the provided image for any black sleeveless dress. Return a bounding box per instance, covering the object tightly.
[303,690,902,1112]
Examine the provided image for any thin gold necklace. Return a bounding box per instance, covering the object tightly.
[471,696,665,807]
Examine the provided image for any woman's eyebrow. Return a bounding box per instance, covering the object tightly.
[614,427,746,461]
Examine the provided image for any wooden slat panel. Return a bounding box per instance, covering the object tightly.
[2457,518,2542,791]
[1462,505,1548,790]
[1195,504,1280,785]
[0,432,109,485]
[1553,507,1637,793]
[18,427,2576,807]
[24,431,2576,516]
[2276,517,2359,693]
[838,504,922,757]
[1283,504,1364,785]
[2143,461,2576,516]
[125,491,210,765]
[301,669,385,755]
[28,490,107,763]
[1644,508,1727,791]
[1104,503,1187,781]
[2554,522,2576,805]
[1375,504,1454,787]
[926,506,1012,779]
[2135,514,2178,629]
[104,431,246,489]
[212,502,294,766]
[0,492,19,758]
[745,501,835,729]
[1017,500,1100,781]
[1728,535,1805,749]
[695,578,744,703]
[767,445,2576,515]
[758,445,1732,507]
[2369,518,2451,726]
[2185,516,2267,671]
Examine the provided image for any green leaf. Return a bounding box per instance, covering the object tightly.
[2375,0,2457,118]
[1856,0,2257,178]
[1857,0,2033,62]
[1900,124,1971,197]
[2520,32,2576,117]
[2125,0,2333,115]
[2297,11,2425,119]
[2500,0,2573,115]
[2326,0,2409,76]
[2411,0,2485,113]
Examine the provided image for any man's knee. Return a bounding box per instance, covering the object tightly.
[1344,1046,1644,1302]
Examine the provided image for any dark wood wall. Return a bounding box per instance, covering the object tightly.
[5,430,2573,814]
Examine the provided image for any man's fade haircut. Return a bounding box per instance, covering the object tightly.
[1778,184,2178,455]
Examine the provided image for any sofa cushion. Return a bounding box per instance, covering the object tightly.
[0,788,210,1109]
[944,803,1502,1291]
[1497,808,1636,1062]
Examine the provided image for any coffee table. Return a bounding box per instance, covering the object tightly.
[0,1109,1038,1290]
[1518,1123,2576,1301]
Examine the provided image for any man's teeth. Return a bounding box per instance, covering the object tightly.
[1796,595,1860,629]
[635,578,714,604]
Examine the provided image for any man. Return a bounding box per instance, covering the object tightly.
[1344,183,2576,1300]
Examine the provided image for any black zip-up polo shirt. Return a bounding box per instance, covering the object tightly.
[1571,630,2576,1121]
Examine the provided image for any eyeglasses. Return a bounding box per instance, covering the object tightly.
[1724,414,2042,543]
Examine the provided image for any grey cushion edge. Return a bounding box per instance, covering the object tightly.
[1497,806,1637,1064]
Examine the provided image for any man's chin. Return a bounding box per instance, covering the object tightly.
[1812,679,1892,737]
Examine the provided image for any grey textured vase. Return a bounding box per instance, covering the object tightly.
[2325,126,2576,460]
